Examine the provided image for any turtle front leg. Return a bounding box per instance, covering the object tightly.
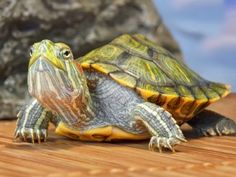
[14,99,54,143]
[188,110,236,136]
[131,102,187,152]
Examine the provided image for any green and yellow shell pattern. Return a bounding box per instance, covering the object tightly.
[79,34,230,124]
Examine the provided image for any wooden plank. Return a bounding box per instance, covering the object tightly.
[0,94,236,177]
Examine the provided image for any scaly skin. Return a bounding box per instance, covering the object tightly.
[14,35,236,152]
[15,99,50,143]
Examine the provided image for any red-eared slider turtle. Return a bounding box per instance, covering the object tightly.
[15,34,236,152]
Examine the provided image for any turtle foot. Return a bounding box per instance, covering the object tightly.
[14,127,48,144]
[148,136,187,153]
[188,110,236,137]
[196,117,236,136]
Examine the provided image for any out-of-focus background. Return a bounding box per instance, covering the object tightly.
[154,0,236,90]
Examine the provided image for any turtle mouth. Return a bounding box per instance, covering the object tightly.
[30,57,63,73]
[35,67,51,72]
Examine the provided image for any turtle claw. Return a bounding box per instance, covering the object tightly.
[14,129,20,139]
[176,135,188,142]
[30,129,35,144]
[14,127,48,143]
[37,130,41,144]
[148,136,186,152]
[42,129,48,142]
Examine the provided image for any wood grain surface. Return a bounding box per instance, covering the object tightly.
[0,94,236,177]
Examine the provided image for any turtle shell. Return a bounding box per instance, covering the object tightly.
[78,34,230,123]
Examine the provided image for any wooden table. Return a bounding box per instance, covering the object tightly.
[0,94,236,177]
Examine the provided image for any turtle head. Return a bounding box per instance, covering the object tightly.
[28,39,72,72]
[28,40,91,120]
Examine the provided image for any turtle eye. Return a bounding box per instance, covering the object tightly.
[61,49,73,60]
[29,47,34,57]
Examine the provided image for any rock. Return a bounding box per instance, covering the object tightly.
[0,0,181,119]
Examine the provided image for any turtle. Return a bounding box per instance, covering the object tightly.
[14,34,236,152]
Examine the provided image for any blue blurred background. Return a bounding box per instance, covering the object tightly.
[154,0,236,91]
